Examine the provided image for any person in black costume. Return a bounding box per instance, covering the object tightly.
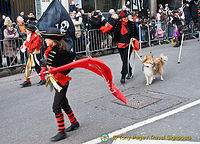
[112,10,138,84]
[40,27,79,142]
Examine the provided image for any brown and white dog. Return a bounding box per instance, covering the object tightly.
[143,53,168,85]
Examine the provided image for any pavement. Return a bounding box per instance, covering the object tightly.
[0,39,199,144]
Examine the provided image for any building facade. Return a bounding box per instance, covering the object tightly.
[0,0,35,20]
[0,0,183,21]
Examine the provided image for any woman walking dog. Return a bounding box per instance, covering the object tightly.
[113,10,138,83]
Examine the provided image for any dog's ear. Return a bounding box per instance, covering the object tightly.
[143,55,147,62]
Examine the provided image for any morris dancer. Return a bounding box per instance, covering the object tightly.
[20,23,45,87]
[40,27,79,141]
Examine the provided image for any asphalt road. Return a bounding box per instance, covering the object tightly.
[0,39,199,144]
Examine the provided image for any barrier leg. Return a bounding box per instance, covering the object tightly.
[147,25,151,47]
[177,33,184,64]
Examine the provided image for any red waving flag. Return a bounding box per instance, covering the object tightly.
[50,57,127,104]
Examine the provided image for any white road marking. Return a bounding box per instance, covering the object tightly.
[83,99,200,144]
[112,139,200,144]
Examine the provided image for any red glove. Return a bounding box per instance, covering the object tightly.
[40,67,47,76]
[48,67,56,74]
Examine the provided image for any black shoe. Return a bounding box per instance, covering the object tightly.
[66,122,80,132]
[173,44,180,47]
[37,80,46,86]
[120,75,126,84]
[126,72,133,79]
[20,81,31,87]
[50,131,66,142]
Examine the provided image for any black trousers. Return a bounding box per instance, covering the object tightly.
[118,46,133,76]
[52,84,71,115]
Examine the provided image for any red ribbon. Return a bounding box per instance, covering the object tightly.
[121,21,128,35]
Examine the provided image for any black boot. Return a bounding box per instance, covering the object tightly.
[126,72,133,79]
[20,81,31,87]
[37,80,46,86]
[50,131,66,142]
[66,122,80,132]
[120,75,126,84]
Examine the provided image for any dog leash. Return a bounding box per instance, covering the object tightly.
[130,38,143,62]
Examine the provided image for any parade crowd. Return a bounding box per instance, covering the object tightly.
[0,1,199,69]
[0,0,199,142]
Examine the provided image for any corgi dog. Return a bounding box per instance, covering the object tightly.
[143,53,168,85]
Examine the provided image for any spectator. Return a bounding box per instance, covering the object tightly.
[15,16,26,39]
[184,3,191,25]
[27,12,37,25]
[15,16,27,64]
[172,12,183,47]
[155,27,166,45]
[0,15,6,68]
[76,4,80,12]
[128,14,133,21]
[70,12,83,38]
[126,1,131,9]
[19,11,28,23]
[90,11,106,29]
[80,9,89,30]
[156,9,162,28]
[168,11,174,38]
[158,4,163,12]
[3,18,19,66]
[122,6,127,11]
[179,8,185,25]
[69,1,77,13]
[185,0,199,24]
[133,11,139,22]
[165,4,170,14]
[108,9,118,26]
[160,9,168,38]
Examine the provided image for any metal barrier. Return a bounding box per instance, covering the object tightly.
[73,30,88,54]
[0,38,26,69]
[138,22,199,47]
[87,29,117,53]
[0,23,199,70]
[73,29,117,56]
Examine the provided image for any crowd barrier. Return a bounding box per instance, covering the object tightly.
[0,38,27,69]
[0,22,199,69]
[73,29,117,56]
[138,22,199,47]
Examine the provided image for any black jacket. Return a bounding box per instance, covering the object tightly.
[0,19,4,40]
[90,15,106,29]
[113,20,138,43]
[45,45,76,75]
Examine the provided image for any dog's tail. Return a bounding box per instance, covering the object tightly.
[160,53,168,64]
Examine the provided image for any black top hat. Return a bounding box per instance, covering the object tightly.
[119,10,129,19]
[40,27,65,40]
[25,23,37,32]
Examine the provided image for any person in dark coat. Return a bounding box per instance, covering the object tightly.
[40,27,79,142]
[113,10,138,84]
[69,1,77,12]
[90,12,106,29]
[172,12,183,47]
[184,0,199,23]
[0,15,5,67]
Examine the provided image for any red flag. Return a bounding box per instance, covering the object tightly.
[50,58,127,104]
